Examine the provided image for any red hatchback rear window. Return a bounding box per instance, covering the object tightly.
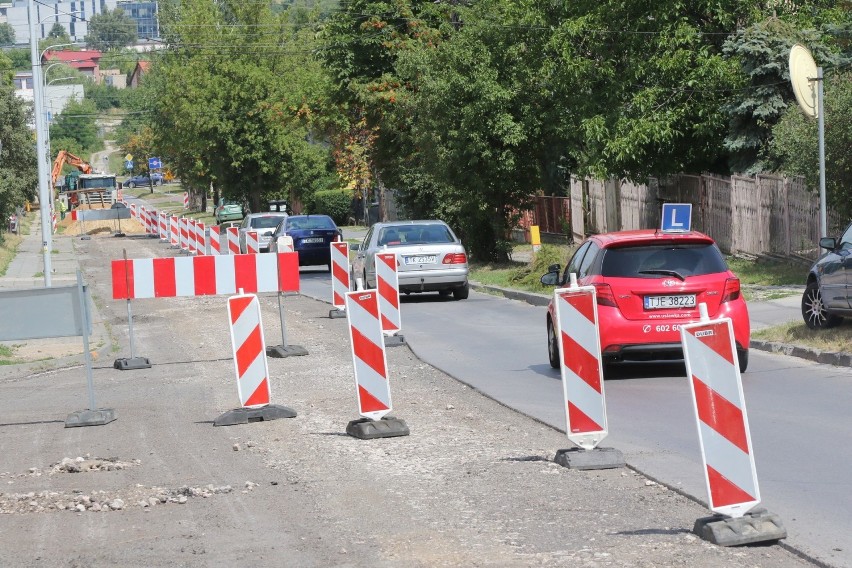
[600,244,727,278]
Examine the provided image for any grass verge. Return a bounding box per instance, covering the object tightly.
[0,344,16,365]
[469,243,574,294]
[754,320,852,354]
[726,256,806,286]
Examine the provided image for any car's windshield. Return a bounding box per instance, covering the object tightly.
[378,224,453,246]
[287,216,336,230]
[601,244,727,278]
[250,216,286,229]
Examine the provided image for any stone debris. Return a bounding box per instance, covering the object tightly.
[8,456,142,477]
[0,484,234,514]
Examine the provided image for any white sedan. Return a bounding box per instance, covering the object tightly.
[351,220,470,300]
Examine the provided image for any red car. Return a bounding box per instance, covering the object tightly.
[541,229,750,371]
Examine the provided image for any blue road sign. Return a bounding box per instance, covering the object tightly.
[148,157,162,169]
[124,160,133,171]
[661,203,692,232]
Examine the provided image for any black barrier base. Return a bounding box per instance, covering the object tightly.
[384,334,406,348]
[213,404,297,427]
[329,308,347,319]
[694,508,787,547]
[114,357,152,370]
[555,447,625,470]
[266,345,309,358]
[65,408,116,428]
[346,416,410,440]
[80,235,91,241]
[113,232,126,238]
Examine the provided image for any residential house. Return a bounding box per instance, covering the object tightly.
[42,49,102,82]
[129,60,151,88]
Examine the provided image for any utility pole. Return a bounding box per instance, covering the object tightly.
[28,0,52,286]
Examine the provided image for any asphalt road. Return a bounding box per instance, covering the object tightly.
[298,267,852,568]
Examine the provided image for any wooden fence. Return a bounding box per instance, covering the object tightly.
[518,173,844,260]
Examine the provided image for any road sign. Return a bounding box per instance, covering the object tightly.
[661,203,692,232]
[148,157,162,169]
[125,153,133,161]
[124,160,133,171]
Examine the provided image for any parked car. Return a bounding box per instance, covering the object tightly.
[802,221,852,329]
[215,199,246,225]
[268,214,343,269]
[123,173,163,188]
[540,229,750,371]
[238,212,288,253]
[352,220,470,300]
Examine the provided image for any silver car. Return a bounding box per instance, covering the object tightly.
[352,220,470,300]
[238,212,288,253]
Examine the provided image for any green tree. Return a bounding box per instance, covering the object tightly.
[768,70,852,219]
[85,8,139,51]
[150,0,337,212]
[7,49,32,71]
[0,22,15,46]
[49,98,100,155]
[0,84,37,227]
[39,23,72,53]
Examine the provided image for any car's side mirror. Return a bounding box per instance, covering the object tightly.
[351,243,361,252]
[819,237,837,251]
[540,271,560,286]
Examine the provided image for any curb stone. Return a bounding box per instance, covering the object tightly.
[470,281,851,368]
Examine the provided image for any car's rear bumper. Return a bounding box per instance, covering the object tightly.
[593,301,750,361]
[397,268,468,292]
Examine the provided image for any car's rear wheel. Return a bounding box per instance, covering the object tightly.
[452,283,469,300]
[127,182,136,188]
[802,281,841,329]
[547,319,560,369]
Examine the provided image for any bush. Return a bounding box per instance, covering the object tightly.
[508,244,566,289]
[308,189,352,225]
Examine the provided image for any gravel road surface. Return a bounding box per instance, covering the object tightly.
[0,233,814,567]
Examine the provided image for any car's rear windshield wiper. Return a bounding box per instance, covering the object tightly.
[638,269,686,281]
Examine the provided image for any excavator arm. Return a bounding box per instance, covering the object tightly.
[51,150,92,186]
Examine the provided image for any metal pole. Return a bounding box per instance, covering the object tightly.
[278,291,288,346]
[123,250,137,358]
[817,67,827,238]
[77,271,96,411]
[28,0,53,286]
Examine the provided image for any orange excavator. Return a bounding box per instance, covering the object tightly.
[52,150,92,207]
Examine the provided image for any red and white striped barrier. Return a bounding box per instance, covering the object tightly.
[188,219,198,254]
[681,309,759,518]
[331,242,350,311]
[245,230,259,254]
[158,212,168,241]
[169,216,179,247]
[227,293,271,408]
[209,225,222,255]
[183,192,189,209]
[553,285,608,450]
[51,209,57,234]
[130,203,137,220]
[274,235,294,253]
[179,217,189,252]
[111,252,300,299]
[195,221,206,256]
[345,290,392,420]
[375,252,401,336]
[227,227,240,255]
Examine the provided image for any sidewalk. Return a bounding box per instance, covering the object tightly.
[0,217,112,373]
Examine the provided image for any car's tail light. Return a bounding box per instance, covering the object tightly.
[442,253,468,265]
[593,283,617,307]
[722,277,741,303]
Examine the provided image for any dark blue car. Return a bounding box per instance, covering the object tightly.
[269,214,343,269]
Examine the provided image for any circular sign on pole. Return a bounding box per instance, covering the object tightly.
[789,44,818,119]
